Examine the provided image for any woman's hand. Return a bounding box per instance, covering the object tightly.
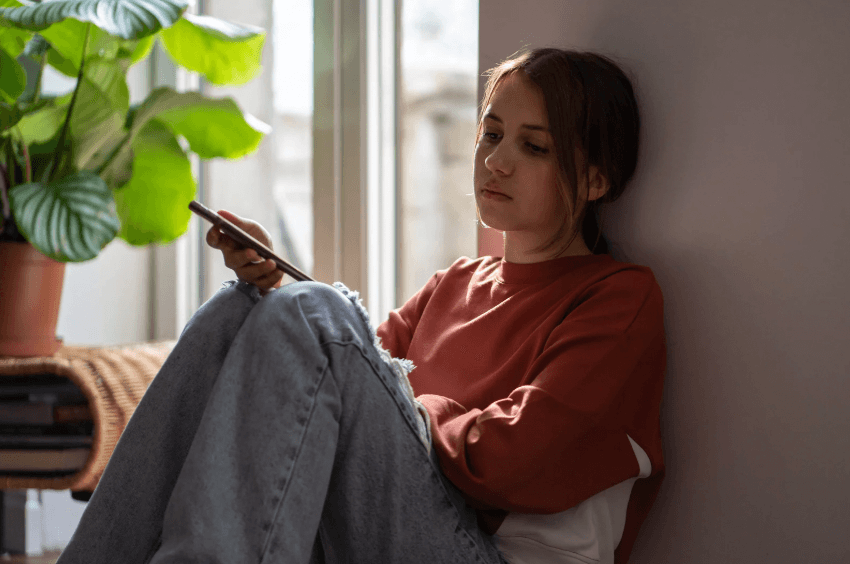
[205,210,284,295]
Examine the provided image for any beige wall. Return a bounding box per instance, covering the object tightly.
[478,0,850,561]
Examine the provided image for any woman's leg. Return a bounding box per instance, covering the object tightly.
[149,280,506,564]
[56,280,264,564]
[61,280,507,564]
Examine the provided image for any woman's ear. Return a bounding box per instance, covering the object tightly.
[587,166,610,202]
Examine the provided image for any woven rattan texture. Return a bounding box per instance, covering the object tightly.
[0,340,177,492]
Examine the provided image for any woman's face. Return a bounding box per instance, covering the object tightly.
[473,72,582,262]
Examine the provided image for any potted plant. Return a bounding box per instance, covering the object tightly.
[0,0,270,356]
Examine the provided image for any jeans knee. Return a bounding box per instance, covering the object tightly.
[256,282,371,345]
[273,281,350,317]
[279,281,341,303]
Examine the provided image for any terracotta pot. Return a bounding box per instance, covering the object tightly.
[0,241,66,357]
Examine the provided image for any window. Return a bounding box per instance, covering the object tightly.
[172,0,479,332]
[271,0,315,280]
[398,0,479,300]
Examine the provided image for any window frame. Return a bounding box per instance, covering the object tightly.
[314,0,400,325]
[150,23,203,340]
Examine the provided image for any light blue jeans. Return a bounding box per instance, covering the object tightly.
[56,280,508,564]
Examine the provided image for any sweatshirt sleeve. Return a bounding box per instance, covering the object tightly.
[416,273,665,514]
[375,268,443,360]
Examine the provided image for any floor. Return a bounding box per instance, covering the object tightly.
[0,552,61,564]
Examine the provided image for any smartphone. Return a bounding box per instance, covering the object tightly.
[189,200,314,283]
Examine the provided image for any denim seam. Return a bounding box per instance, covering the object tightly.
[258,360,332,564]
[319,339,431,456]
[319,341,484,560]
[455,514,489,563]
[329,281,431,453]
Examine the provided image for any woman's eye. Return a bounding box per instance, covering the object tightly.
[483,132,500,141]
[526,142,549,155]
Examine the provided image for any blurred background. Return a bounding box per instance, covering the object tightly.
[11,0,849,562]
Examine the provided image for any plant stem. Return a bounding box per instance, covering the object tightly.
[46,22,92,183]
[31,48,47,107]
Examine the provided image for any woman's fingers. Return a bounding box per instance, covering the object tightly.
[251,264,284,288]
[223,248,263,271]
[205,225,221,248]
[237,259,275,278]
[206,225,239,251]
[236,259,283,288]
[204,209,282,290]
[217,210,274,249]
[217,209,242,224]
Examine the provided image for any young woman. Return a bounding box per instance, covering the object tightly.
[57,48,665,564]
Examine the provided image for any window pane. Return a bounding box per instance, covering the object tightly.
[272,0,315,278]
[398,0,479,300]
[201,0,283,301]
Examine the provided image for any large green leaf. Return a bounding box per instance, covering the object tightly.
[94,135,134,189]
[0,102,23,131]
[15,58,129,168]
[159,13,265,86]
[0,0,189,40]
[0,0,30,58]
[46,45,80,77]
[78,58,129,111]
[72,112,126,171]
[39,17,150,75]
[67,59,130,169]
[126,87,269,159]
[0,48,26,104]
[40,18,114,72]
[125,34,154,65]
[0,28,30,59]
[8,170,120,262]
[16,102,67,143]
[114,119,194,245]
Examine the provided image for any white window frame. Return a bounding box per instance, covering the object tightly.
[150,6,202,340]
[366,0,401,326]
[314,0,399,325]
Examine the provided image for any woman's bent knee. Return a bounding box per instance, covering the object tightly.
[253,282,371,347]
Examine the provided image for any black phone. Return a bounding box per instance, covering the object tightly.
[188,200,314,283]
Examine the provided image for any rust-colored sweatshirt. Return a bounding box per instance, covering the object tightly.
[375,253,667,564]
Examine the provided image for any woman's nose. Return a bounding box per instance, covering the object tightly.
[484,143,512,175]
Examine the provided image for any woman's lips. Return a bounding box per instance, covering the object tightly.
[481,187,511,201]
[481,183,511,200]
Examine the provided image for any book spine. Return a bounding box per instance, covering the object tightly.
[0,403,91,426]
[53,404,92,423]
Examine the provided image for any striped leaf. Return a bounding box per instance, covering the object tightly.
[9,171,120,262]
[0,0,188,40]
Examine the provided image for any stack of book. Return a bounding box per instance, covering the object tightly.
[0,374,93,476]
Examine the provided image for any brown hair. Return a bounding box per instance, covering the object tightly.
[475,47,642,256]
